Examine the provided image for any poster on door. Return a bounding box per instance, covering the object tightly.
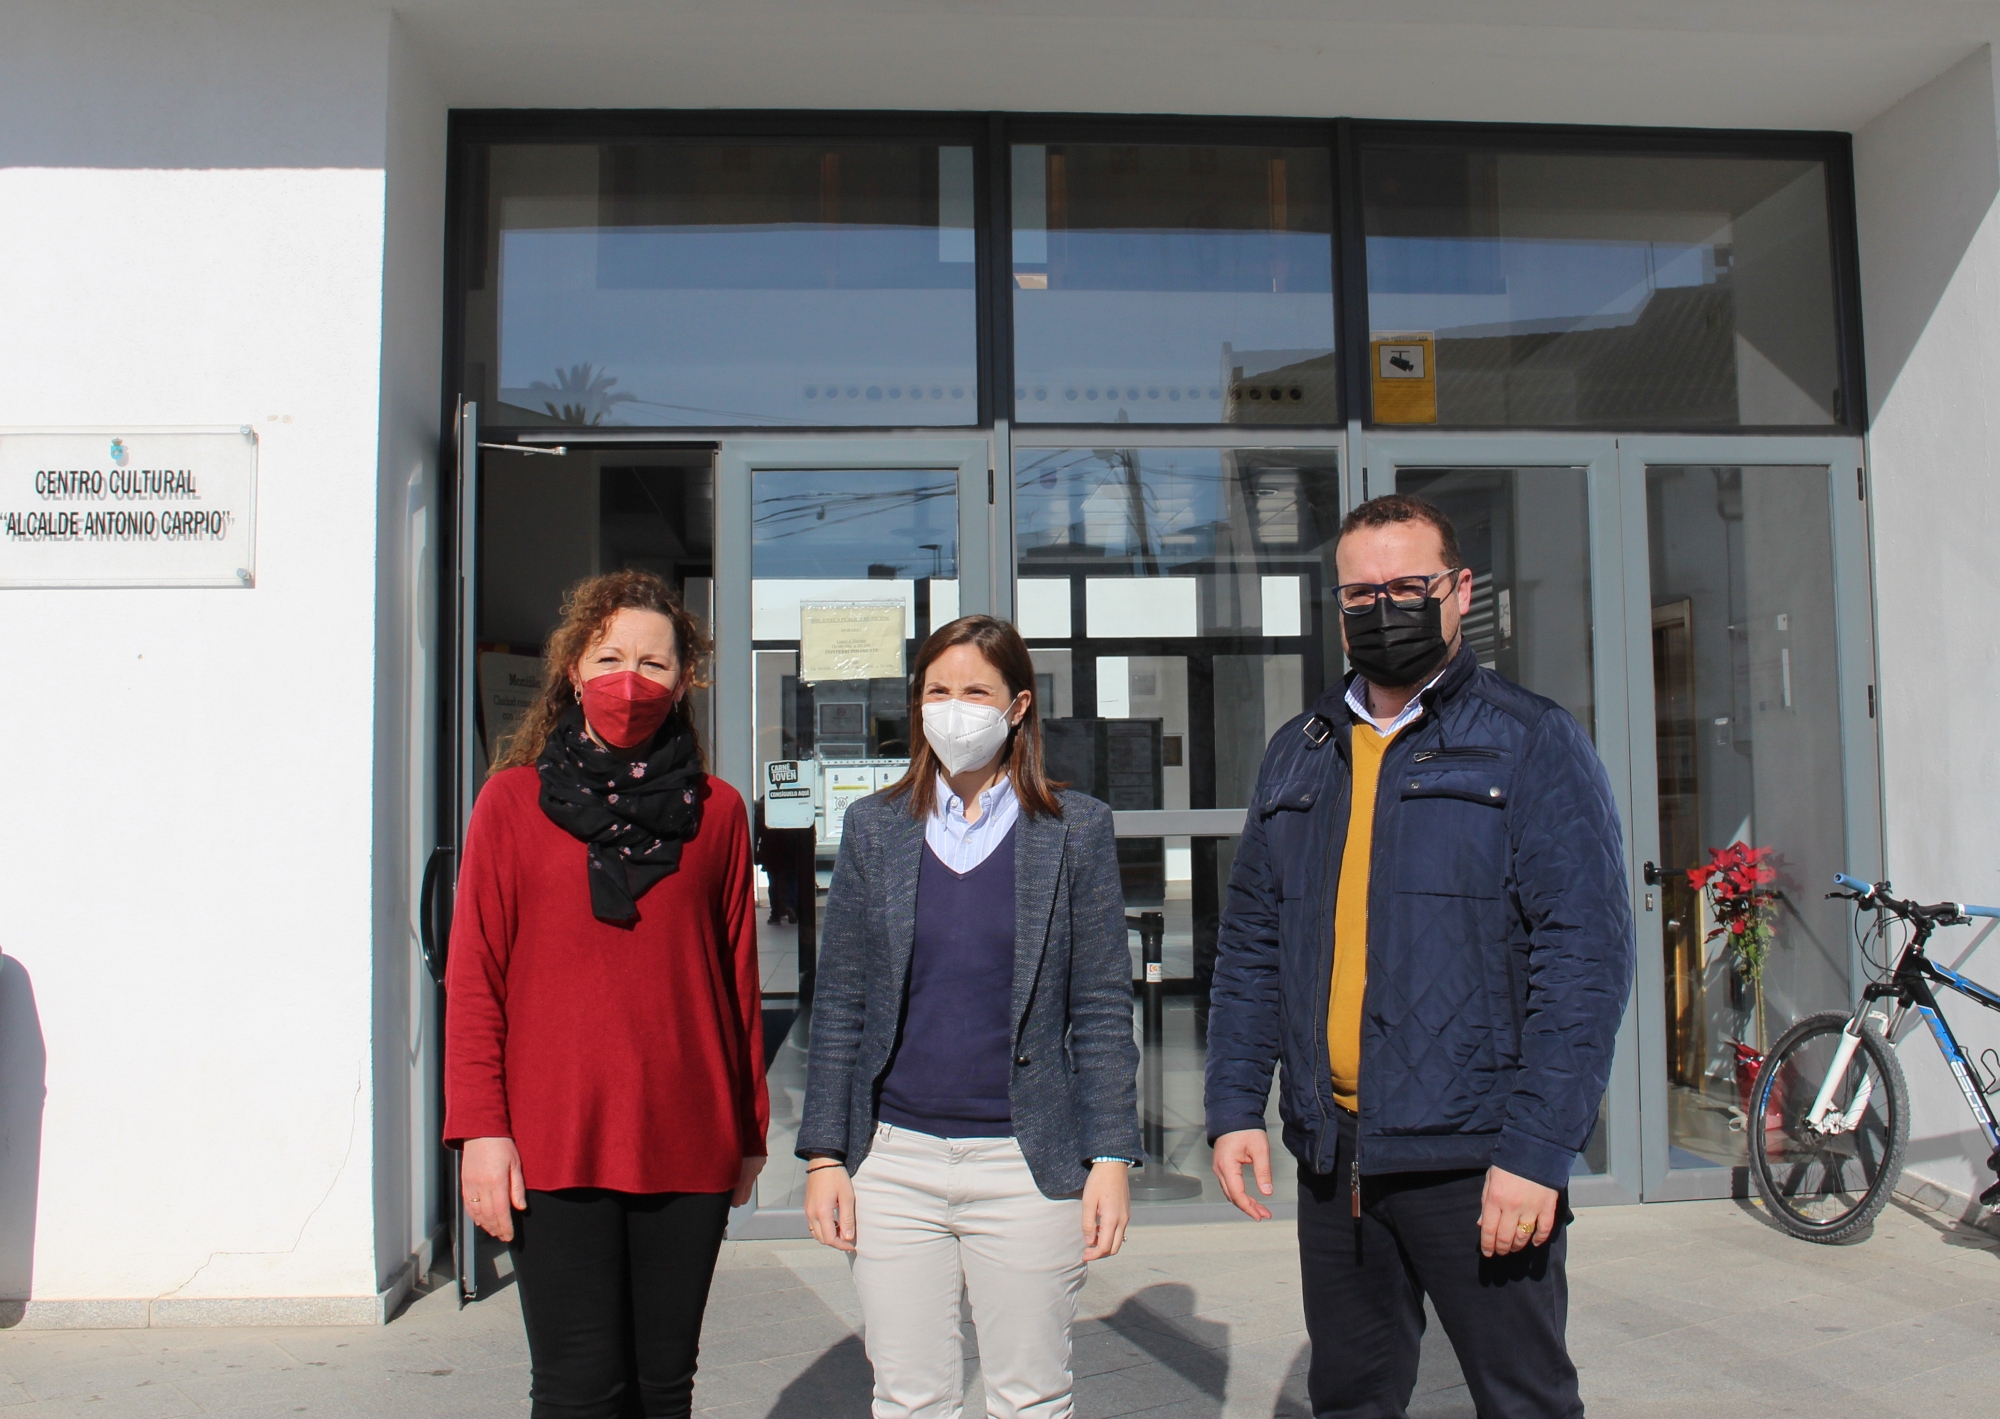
[479,651,546,762]
[798,600,906,683]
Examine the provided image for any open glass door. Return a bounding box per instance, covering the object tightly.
[445,415,722,1291]
[1362,432,1642,1204]
[445,399,479,1304]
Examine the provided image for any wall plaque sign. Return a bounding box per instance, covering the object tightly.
[0,426,258,588]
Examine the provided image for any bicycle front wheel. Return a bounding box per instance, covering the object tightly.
[1749,1009,1909,1243]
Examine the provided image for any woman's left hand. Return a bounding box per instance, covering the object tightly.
[732,1155,766,1207]
[1081,1160,1131,1261]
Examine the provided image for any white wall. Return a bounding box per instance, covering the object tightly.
[0,1,430,1319]
[395,0,1979,134]
[1855,46,2000,1210]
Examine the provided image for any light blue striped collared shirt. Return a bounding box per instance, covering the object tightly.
[1344,662,1452,736]
[926,773,1021,873]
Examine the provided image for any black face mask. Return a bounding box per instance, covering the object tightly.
[1344,593,1452,689]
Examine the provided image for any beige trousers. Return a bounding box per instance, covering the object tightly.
[850,1123,1085,1419]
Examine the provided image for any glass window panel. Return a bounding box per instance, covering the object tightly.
[1118,835,1286,1206]
[1579,1099,1610,1177]
[474,448,715,775]
[1646,465,1847,1172]
[463,141,980,428]
[1362,147,1843,428]
[750,467,958,764]
[1393,467,1594,738]
[1017,447,1342,810]
[751,468,960,1207]
[1011,144,1338,425]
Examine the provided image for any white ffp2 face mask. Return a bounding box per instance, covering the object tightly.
[921,698,1014,776]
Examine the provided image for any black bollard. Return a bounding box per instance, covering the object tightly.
[797,830,819,1012]
[1128,910,1203,1201]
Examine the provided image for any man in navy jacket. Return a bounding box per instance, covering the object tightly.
[1205,494,1633,1419]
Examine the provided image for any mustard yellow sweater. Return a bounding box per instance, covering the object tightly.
[1329,723,1397,1111]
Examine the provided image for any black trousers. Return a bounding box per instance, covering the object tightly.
[509,1188,732,1419]
[1295,1112,1581,1419]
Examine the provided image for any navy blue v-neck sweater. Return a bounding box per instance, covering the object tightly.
[877,828,1019,1138]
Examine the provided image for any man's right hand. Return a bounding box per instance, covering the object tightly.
[1212,1129,1275,1220]
[462,1137,527,1242]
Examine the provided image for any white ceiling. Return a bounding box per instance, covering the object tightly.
[393,0,2000,134]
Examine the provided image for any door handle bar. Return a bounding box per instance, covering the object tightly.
[420,846,453,985]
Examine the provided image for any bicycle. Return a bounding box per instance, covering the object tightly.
[1747,873,2000,1243]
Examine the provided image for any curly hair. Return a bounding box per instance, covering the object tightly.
[491,569,713,774]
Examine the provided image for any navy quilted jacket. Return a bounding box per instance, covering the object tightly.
[1204,644,1633,1191]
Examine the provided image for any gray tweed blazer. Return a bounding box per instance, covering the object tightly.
[797,787,1141,1198]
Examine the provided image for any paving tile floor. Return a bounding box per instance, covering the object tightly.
[0,1196,1994,1417]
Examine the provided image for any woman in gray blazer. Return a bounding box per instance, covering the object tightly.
[799,614,1140,1419]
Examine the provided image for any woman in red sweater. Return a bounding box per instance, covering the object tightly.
[446,569,767,1419]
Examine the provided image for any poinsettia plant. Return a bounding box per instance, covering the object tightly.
[1688,843,1780,984]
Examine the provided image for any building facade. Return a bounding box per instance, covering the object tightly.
[2,1,1998,1323]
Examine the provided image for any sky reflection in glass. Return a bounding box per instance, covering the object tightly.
[479,142,980,428]
[1010,144,1338,425]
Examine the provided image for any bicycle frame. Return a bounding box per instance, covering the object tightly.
[1886,960,2000,1157]
[1833,910,2000,1158]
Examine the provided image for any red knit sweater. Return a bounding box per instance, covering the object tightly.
[443,766,768,1194]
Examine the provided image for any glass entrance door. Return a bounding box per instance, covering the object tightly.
[1363,433,1640,1203]
[713,436,998,1212]
[1008,433,1347,1212]
[1618,437,1878,1202]
[1363,432,1877,1206]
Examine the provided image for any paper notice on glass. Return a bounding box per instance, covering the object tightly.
[799,601,906,683]
[479,652,546,761]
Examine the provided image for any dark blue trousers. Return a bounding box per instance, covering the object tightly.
[1295,1111,1581,1419]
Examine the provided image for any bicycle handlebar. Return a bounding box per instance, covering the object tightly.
[1834,872,1999,924]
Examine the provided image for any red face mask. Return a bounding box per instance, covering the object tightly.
[578,671,677,750]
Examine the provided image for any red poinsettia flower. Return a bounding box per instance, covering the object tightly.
[1687,843,1782,983]
[1688,843,1777,902]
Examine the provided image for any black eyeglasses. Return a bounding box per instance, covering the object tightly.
[1334,567,1462,616]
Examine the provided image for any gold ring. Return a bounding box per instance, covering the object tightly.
[1516,1221,1534,1233]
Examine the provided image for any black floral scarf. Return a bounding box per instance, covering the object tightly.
[537,705,705,923]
